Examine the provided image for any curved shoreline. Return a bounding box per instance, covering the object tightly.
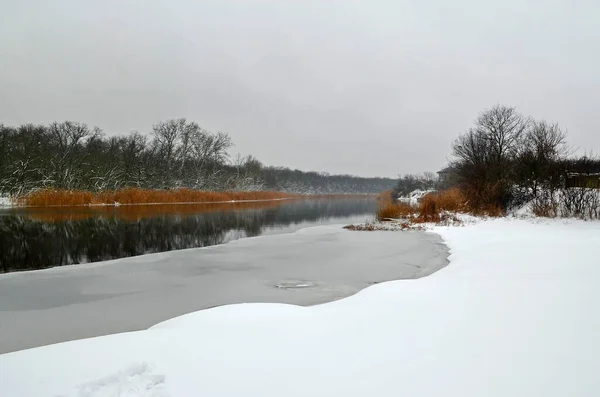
[0,225,448,353]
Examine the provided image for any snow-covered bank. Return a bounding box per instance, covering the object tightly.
[397,188,435,203]
[0,195,12,207]
[2,218,600,397]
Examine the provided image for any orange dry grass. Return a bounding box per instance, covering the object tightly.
[19,190,95,207]
[374,187,503,225]
[417,188,468,222]
[376,193,416,221]
[377,202,415,220]
[377,190,393,200]
[20,188,295,207]
[416,188,502,222]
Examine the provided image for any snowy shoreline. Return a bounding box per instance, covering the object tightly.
[0,195,11,207]
[0,197,294,209]
[0,194,377,210]
[0,225,448,353]
[2,218,600,397]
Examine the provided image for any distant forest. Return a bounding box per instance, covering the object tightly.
[0,119,395,195]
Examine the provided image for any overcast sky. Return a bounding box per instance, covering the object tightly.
[1,0,599,177]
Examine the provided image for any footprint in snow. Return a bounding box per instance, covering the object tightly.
[75,362,166,397]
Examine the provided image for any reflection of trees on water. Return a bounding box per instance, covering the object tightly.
[0,199,376,272]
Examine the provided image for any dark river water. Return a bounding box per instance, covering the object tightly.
[0,198,377,272]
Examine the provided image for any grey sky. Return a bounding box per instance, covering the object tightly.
[1,0,599,178]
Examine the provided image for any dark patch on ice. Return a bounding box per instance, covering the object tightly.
[275,280,317,289]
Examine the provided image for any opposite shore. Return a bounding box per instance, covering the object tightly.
[2,188,377,208]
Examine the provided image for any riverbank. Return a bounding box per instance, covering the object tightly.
[3,188,377,208]
[0,225,448,353]
[11,188,295,207]
[2,217,598,397]
[0,198,378,272]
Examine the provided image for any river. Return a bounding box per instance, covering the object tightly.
[0,198,377,272]
[0,197,449,353]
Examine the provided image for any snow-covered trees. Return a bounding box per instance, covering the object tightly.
[392,173,438,198]
[445,105,600,216]
[0,120,395,195]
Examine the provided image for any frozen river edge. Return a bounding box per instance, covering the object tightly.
[0,225,449,353]
[2,218,600,397]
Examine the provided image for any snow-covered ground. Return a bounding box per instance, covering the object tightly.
[2,218,600,397]
[397,189,435,203]
[0,195,12,207]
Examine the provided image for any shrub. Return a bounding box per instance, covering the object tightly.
[559,187,600,219]
[376,202,415,221]
[459,182,506,216]
[375,187,504,225]
[417,188,470,222]
[531,190,558,218]
[376,193,416,221]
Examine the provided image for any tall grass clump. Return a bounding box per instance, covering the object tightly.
[375,187,504,225]
[21,190,95,207]
[376,192,416,221]
[417,188,469,222]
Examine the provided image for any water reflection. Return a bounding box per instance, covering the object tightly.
[0,198,376,272]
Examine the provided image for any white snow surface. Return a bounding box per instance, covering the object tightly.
[2,218,600,397]
[397,189,436,203]
[0,195,12,207]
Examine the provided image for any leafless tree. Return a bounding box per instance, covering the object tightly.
[523,121,568,161]
[47,121,100,188]
[189,129,232,187]
[451,106,529,209]
[177,121,201,175]
[514,121,569,203]
[1,119,398,195]
[452,129,490,167]
[475,105,530,161]
[152,119,183,165]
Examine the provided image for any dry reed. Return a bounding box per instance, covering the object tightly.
[18,188,296,207]
[375,187,502,225]
[417,188,469,222]
[376,191,417,221]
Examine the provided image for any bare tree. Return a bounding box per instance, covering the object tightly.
[210,132,233,164]
[152,119,183,164]
[152,118,190,185]
[121,132,148,186]
[47,121,99,188]
[1,119,397,195]
[451,106,529,209]
[523,121,568,161]
[452,129,490,169]
[475,105,529,162]
[177,121,201,175]
[513,121,569,203]
[226,154,262,190]
[189,129,232,188]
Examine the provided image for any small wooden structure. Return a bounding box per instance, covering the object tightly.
[436,166,459,189]
[566,173,600,189]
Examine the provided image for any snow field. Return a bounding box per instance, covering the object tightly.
[1,218,599,397]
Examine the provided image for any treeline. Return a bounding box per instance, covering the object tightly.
[0,119,395,195]
[444,105,600,218]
